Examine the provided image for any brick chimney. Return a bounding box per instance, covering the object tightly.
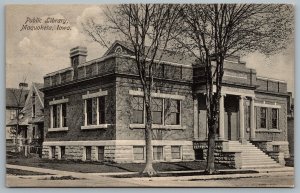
[19,82,28,89]
[70,46,87,79]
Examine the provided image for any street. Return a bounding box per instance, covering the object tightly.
[6,172,294,188]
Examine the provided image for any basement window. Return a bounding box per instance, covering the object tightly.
[85,146,92,161]
[51,146,56,159]
[98,146,105,161]
[171,146,181,160]
[153,146,163,161]
[133,146,144,160]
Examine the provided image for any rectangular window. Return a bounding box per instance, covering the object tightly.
[85,97,106,126]
[272,108,278,129]
[98,146,105,161]
[62,103,67,127]
[51,103,67,128]
[86,98,93,125]
[98,97,105,124]
[153,146,163,161]
[60,146,65,159]
[133,146,144,160]
[273,145,279,152]
[260,107,267,128]
[52,104,58,128]
[51,146,56,159]
[85,146,92,161]
[171,146,181,159]
[165,99,180,125]
[10,110,16,120]
[132,96,144,124]
[32,104,36,118]
[152,98,163,124]
[32,93,36,117]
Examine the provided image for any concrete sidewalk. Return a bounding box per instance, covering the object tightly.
[6,163,294,181]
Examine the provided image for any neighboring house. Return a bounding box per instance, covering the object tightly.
[7,83,44,155]
[287,92,294,157]
[41,41,291,168]
[6,84,29,151]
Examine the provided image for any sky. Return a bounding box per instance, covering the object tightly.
[6,4,295,94]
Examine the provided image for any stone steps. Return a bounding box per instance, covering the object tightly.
[227,141,282,169]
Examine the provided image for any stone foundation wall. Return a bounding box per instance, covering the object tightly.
[267,151,286,166]
[251,141,290,158]
[193,140,238,168]
[42,146,50,158]
[42,140,194,163]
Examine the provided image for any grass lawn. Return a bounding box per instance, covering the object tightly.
[112,170,258,178]
[6,168,52,176]
[7,152,231,173]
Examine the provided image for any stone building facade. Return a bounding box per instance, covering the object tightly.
[41,41,291,166]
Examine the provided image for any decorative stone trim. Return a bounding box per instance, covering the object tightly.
[129,124,186,130]
[256,129,282,133]
[224,71,247,79]
[128,90,185,100]
[43,140,193,146]
[122,54,192,68]
[49,98,69,105]
[81,124,108,130]
[82,90,108,99]
[44,67,73,78]
[257,76,286,83]
[48,127,69,132]
[254,103,281,108]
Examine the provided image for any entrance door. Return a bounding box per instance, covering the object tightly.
[227,112,239,140]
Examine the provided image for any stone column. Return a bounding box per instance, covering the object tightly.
[57,146,62,160]
[219,94,225,140]
[84,100,87,126]
[239,95,245,141]
[59,104,63,128]
[250,97,256,140]
[50,105,53,128]
[193,97,199,139]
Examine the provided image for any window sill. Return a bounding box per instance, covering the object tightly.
[171,158,182,161]
[129,124,186,130]
[48,127,69,132]
[81,124,108,130]
[132,159,145,163]
[256,129,281,133]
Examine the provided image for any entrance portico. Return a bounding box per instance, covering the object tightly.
[194,86,256,141]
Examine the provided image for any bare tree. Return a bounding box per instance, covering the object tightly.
[82,4,183,176]
[177,4,294,174]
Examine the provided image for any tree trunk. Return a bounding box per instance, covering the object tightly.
[15,124,19,152]
[142,91,157,176]
[204,57,219,174]
[205,117,218,174]
[205,57,224,175]
[206,123,216,174]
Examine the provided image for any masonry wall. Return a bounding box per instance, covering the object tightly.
[254,92,288,142]
[114,75,195,162]
[43,77,117,142]
[115,76,194,141]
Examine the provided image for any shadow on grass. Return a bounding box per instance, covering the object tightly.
[7,153,233,174]
[112,170,259,178]
[6,168,52,176]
